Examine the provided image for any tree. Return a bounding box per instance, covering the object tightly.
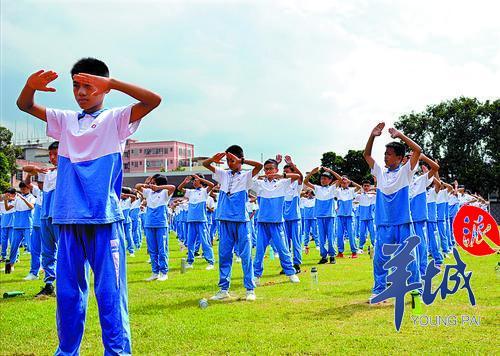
[394,97,499,196]
[0,126,21,191]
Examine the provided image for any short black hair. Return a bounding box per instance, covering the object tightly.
[362,180,371,185]
[48,141,59,151]
[385,141,406,158]
[71,58,109,78]
[320,172,333,180]
[122,186,133,195]
[283,164,291,170]
[6,187,16,194]
[152,174,168,186]
[264,159,278,168]
[225,145,244,159]
[19,182,27,189]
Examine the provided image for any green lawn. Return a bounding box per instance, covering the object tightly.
[0,232,498,355]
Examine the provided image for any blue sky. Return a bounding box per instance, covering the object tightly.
[1,0,499,172]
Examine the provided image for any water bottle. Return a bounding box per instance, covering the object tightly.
[311,267,319,290]
[411,291,422,315]
[199,298,208,309]
[3,291,24,298]
[269,246,275,261]
[181,258,187,274]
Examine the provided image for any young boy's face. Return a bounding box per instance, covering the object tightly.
[384,147,402,168]
[49,148,58,166]
[283,166,292,174]
[226,153,242,172]
[340,176,350,188]
[264,163,278,177]
[193,179,202,188]
[20,186,30,195]
[73,80,105,111]
[363,183,371,192]
[320,176,332,186]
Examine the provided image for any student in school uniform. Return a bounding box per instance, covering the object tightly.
[177,174,215,270]
[17,57,161,354]
[356,180,376,252]
[425,171,444,266]
[301,189,319,253]
[409,153,440,275]
[1,189,16,263]
[435,178,453,256]
[363,122,422,301]
[282,155,304,273]
[129,191,142,249]
[22,168,47,281]
[304,167,338,264]
[136,175,176,281]
[120,188,136,257]
[203,146,263,301]
[7,182,36,272]
[252,158,301,285]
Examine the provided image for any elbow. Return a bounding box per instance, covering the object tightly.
[152,94,162,109]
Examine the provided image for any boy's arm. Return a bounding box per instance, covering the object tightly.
[17,194,34,210]
[388,128,422,170]
[202,153,226,174]
[4,196,14,211]
[363,122,385,169]
[152,184,176,196]
[350,180,362,192]
[72,74,161,123]
[304,167,319,190]
[177,176,191,194]
[321,166,342,181]
[284,155,303,184]
[17,70,58,122]
[420,154,440,178]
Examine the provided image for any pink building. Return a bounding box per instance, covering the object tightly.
[123,139,194,173]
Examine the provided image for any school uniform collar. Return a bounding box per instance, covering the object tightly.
[229,170,241,176]
[77,108,108,120]
[386,164,401,173]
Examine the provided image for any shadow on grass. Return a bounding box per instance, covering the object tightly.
[313,301,391,319]
[134,296,245,314]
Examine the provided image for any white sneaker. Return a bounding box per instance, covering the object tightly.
[246,290,256,301]
[235,256,242,263]
[315,246,320,251]
[157,273,168,281]
[210,290,230,301]
[186,263,194,269]
[145,273,159,281]
[289,274,300,283]
[253,276,261,287]
[146,258,151,264]
[129,253,136,258]
[274,253,279,259]
[206,264,215,270]
[23,273,39,281]
[357,249,364,254]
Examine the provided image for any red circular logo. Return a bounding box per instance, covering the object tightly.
[453,205,500,256]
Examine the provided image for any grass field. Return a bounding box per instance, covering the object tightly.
[0,232,498,355]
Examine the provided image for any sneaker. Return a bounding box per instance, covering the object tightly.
[157,273,168,281]
[210,290,230,301]
[145,273,159,281]
[253,276,261,287]
[246,290,256,301]
[329,256,336,264]
[304,246,310,255]
[0,257,5,263]
[351,252,358,259]
[318,257,328,264]
[129,253,136,258]
[315,246,320,251]
[206,264,215,271]
[194,251,200,257]
[35,284,55,298]
[235,257,242,263]
[289,274,300,283]
[185,263,194,269]
[23,273,39,281]
[337,252,344,258]
[279,269,286,275]
[357,249,364,254]
[274,253,279,259]
[293,264,301,274]
[146,258,151,264]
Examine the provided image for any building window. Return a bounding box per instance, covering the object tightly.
[124,163,130,169]
[170,147,173,152]
[16,170,23,181]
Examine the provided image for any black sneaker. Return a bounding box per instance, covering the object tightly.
[293,264,301,274]
[194,252,200,257]
[279,269,286,275]
[318,257,328,264]
[0,257,6,263]
[329,256,336,264]
[35,284,55,298]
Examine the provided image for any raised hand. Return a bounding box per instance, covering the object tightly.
[421,165,429,173]
[311,167,320,174]
[371,122,385,137]
[27,70,58,92]
[388,127,402,139]
[72,73,111,96]
[211,152,226,164]
[284,155,293,165]
[275,154,283,164]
